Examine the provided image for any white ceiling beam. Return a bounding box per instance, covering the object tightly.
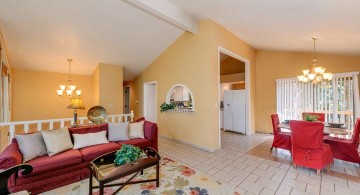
[124,0,198,34]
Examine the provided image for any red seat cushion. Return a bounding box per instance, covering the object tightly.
[19,149,82,178]
[117,139,152,149]
[79,143,120,162]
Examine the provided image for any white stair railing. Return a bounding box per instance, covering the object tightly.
[0,111,134,148]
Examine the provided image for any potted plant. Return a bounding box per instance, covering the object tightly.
[114,144,145,166]
[160,102,175,113]
[304,114,319,122]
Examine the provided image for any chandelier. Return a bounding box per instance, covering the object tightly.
[56,58,82,97]
[297,38,333,84]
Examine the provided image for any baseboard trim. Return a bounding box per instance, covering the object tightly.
[159,134,219,153]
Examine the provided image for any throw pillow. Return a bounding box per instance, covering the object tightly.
[73,131,109,149]
[42,127,73,156]
[108,122,130,141]
[129,121,145,139]
[15,132,47,162]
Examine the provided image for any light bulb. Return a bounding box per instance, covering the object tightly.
[59,85,66,90]
[66,90,73,97]
[314,66,323,74]
[308,74,316,80]
[69,85,76,91]
[320,68,326,74]
[76,90,82,96]
[57,90,64,96]
[297,75,305,81]
[327,73,334,80]
[302,70,310,75]
[303,77,309,82]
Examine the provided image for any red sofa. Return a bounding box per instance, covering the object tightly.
[0,120,158,194]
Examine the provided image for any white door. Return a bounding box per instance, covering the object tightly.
[232,90,246,134]
[223,90,232,130]
[144,82,157,123]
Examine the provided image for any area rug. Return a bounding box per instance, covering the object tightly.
[41,157,240,195]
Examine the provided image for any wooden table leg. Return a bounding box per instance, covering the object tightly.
[156,162,160,187]
[89,171,93,195]
[99,183,104,195]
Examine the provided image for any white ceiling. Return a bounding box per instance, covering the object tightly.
[0,0,183,80]
[0,0,359,81]
[169,0,360,56]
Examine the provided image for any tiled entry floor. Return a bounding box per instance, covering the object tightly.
[159,131,360,195]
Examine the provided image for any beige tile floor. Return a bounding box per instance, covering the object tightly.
[158,131,360,195]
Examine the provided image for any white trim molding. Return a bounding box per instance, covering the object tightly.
[125,0,198,33]
[218,46,252,149]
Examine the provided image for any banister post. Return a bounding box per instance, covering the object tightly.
[130,110,134,122]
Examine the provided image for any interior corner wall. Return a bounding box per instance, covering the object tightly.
[132,20,256,151]
[255,50,360,133]
[95,63,124,115]
[11,68,94,121]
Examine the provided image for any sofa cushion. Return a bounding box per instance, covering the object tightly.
[42,127,73,156]
[79,142,120,162]
[19,149,82,178]
[108,122,130,141]
[15,132,47,162]
[129,121,145,139]
[117,139,152,149]
[73,131,109,149]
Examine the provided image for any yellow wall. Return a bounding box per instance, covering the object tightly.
[92,65,100,105]
[95,63,124,115]
[255,50,360,133]
[232,83,246,90]
[11,68,94,121]
[132,20,256,151]
[220,56,245,75]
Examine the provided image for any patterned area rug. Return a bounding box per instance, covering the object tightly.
[41,157,239,195]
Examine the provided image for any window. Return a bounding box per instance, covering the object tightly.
[276,72,360,130]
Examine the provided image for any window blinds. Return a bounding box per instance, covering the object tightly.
[276,72,359,130]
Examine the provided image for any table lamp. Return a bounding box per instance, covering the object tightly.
[67,97,85,126]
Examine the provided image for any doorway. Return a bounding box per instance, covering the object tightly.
[144,82,157,123]
[218,47,251,148]
[123,86,130,114]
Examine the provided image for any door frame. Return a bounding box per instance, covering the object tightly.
[143,81,157,123]
[218,46,252,148]
[123,86,130,114]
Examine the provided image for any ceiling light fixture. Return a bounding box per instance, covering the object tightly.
[56,58,82,97]
[297,38,333,84]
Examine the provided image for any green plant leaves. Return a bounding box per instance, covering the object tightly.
[114,144,145,165]
[160,102,175,113]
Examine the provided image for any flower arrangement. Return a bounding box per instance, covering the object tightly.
[114,144,145,166]
[304,114,319,122]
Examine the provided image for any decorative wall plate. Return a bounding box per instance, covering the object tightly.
[87,106,107,124]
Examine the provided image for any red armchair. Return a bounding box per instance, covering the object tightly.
[270,114,291,151]
[302,112,325,122]
[324,118,360,164]
[290,120,333,175]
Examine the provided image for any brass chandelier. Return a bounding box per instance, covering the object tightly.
[56,58,82,97]
[297,38,333,84]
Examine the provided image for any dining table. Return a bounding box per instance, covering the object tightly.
[278,122,352,140]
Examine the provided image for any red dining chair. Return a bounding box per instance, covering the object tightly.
[270,114,291,151]
[324,118,360,164]
[302,112,325,122]
[290,120,333,175]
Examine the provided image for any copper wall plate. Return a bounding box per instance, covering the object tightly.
[87,106,107,124]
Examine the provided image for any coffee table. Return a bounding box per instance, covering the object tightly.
[88,147,160,195]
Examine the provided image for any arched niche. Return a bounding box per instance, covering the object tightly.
[165,84,195,113]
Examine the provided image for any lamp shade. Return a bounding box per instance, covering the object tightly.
[67,98,85,109]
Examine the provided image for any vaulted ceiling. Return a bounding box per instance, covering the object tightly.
[0,0,359,80]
